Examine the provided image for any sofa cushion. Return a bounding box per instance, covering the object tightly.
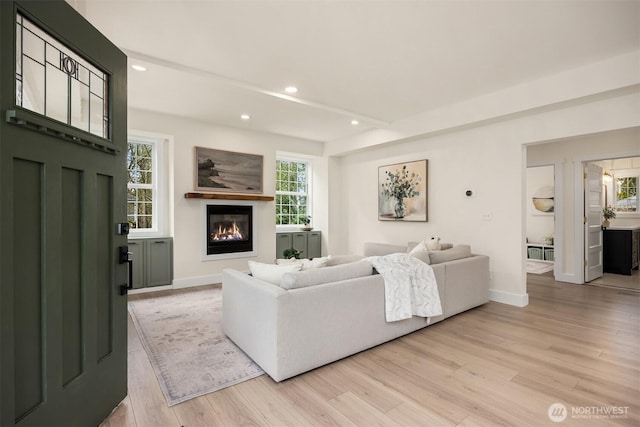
[409,241,453,251]
[410,251,431,264]
[275,257,329,269]
[428,245,472,264]
[281,260,374,290]
[248,260,302,285]
[407,240,431,264]
[326,254,365,266]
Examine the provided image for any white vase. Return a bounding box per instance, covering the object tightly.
[602,219,610,228]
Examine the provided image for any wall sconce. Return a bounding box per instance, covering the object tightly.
[603,171,613,183]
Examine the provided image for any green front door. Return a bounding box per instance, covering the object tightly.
[0,1,128,425]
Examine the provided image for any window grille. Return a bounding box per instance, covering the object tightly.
[15,12,109,139]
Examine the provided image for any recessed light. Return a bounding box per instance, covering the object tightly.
[240,114,251,120]
[131,64,147,71]
[285,86,298,94]
[351,120,359,125]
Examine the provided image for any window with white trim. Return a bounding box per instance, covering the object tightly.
[615,173,638,213]
[127,134,168,232]
[276,158,311,226]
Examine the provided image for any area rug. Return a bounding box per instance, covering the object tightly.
[128,286,264,406]
[526,260,554,274]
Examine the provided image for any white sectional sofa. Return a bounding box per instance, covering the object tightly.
[222,242,490,382]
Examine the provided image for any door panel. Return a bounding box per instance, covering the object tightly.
[96,173,114,361]
[61,167,83,385]
[1,1,128,425]
[584,163,604,282]
[12,160,44,420]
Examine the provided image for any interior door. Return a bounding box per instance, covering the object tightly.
[584,163,604,282]
[0,1,128,425]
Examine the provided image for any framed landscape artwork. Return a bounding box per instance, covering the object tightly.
[378,159,428,222]
[195,147,263,193]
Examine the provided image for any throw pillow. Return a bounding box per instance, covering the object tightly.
[410,240,454,252]
[275,257,298,265]
[326,254,365,266]
[408,239,428,254]
[248,260,302,285]
[428,244,472,264]
[275,257,329,270]
[407,239,431,264]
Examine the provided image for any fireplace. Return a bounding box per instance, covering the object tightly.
[206,204,253,255]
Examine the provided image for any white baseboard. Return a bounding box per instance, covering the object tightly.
[489,289,529,307]
[128,274,222,295]
[172,274,223,288]
[127,284,173,295]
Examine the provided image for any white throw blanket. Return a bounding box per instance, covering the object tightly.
[367,253,443,322]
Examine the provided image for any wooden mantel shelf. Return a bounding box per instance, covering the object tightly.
[185,192,274,201]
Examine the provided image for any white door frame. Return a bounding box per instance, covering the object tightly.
[572,150,639,283]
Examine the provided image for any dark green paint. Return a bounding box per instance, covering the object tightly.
[61,167,83,385]
[1,1,128,425]
[12,158,43,420]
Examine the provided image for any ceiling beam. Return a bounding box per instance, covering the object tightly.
[123,49,390,128]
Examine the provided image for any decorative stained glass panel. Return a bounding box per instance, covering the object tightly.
[15,13,110,139]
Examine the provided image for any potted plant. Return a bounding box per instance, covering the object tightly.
[300,216,313,231]
[602,205,616,228]
[283,247,303,259]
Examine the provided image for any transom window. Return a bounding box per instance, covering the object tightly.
[276,159,311,226]
[127,141,154,230]
[15,12,109,138]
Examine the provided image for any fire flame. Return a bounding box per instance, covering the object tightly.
[211,221,244,241]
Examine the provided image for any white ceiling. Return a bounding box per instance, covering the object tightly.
[70,0,640,143]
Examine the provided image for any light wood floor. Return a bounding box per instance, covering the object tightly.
[102,274,639,426]
[588,270,640,293]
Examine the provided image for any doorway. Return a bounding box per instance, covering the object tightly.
[586,157,640,288]
[525,165,556,276]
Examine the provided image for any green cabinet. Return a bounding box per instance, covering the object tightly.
[276,231,322,259]
[128,238,173,287]
[307,232,322,258]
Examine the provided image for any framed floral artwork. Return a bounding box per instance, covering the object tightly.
[378,159,428,221]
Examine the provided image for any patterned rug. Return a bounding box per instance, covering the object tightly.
[128,286,264,406]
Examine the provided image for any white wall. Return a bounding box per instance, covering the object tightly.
[335,88,639,306]
[129,109,324,286]
[338,123,528,306]
[126,51,640,298]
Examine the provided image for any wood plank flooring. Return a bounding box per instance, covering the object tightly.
[101,273,639,426]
